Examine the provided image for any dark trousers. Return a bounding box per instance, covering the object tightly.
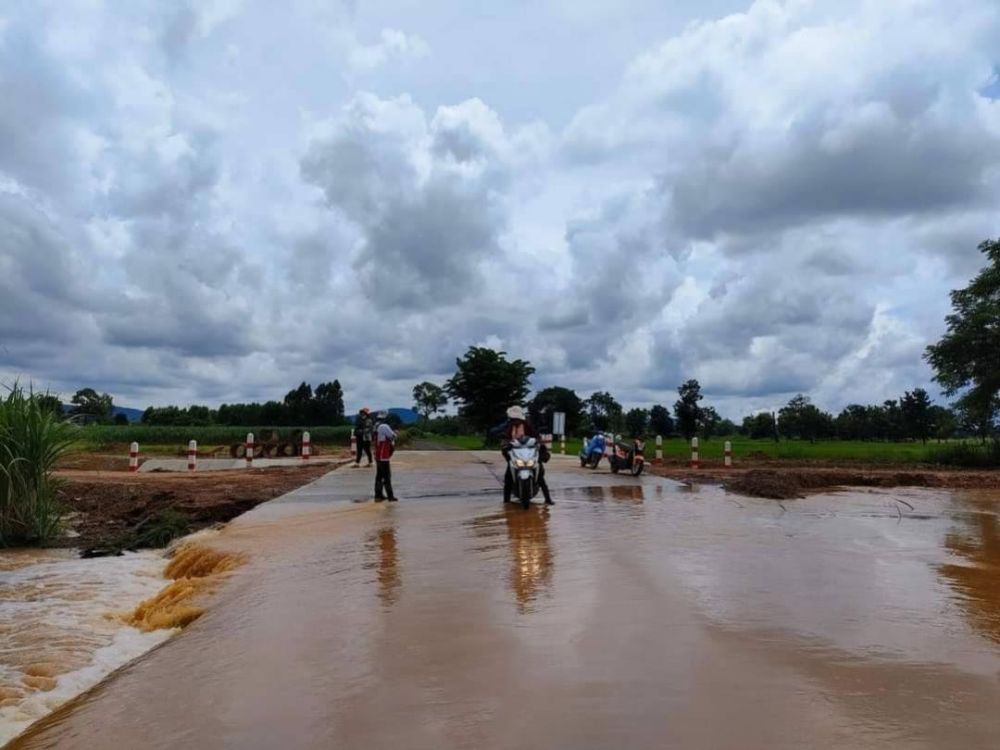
[375,460,394,499]
[356,439,372,465]
[503,461,551,503]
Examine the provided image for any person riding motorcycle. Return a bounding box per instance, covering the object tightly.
[500,405,553,505]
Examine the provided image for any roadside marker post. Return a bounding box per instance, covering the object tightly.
[350,429,357,458]
[302,431,311,461]
[690,437,699,469]
[604,433,612,458]
[655,435,663,464]
[552,412,567,455]
[188,440,197,472]
[246,433,254,468]
[129,442,139,473]
[724,440,732,468]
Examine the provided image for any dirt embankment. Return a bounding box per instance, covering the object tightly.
[54,462,342,554]
[649,458,1000,499]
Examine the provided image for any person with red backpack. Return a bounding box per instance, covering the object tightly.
[373,411,397,502]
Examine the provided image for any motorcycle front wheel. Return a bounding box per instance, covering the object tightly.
[518,480,533,509]
[631,461,644,476]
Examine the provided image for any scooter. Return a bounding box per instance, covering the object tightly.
[579,433,607,469]
[508,436,542,509]
[609,438,645,476]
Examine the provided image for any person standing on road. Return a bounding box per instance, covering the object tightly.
[354,407,374,467]
[374,411,397,502]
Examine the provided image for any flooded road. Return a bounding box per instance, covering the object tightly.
[11,452,1000,749]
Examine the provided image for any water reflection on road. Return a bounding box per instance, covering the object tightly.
[939,491,1000,644]
[10,452,1000,749]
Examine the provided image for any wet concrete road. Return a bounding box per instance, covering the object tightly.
[14,452,1000,749]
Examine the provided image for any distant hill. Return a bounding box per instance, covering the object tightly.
[388,407,419,425]
[347,407,419,425]
[60,404,144,423]
[113,406,144,423]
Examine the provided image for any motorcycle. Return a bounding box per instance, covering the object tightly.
[508,436,542,509]
[609,438,645,476]
[579,433,607,469]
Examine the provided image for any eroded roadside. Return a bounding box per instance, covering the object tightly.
[649,459,1000,499]
[53,461,346,553]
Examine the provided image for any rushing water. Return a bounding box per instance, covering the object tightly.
[0,549,173,746]
[9,453,1000,749]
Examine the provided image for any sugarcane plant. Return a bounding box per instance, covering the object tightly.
[0,383,77,546]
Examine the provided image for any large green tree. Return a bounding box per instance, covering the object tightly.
[649,404,673,436]
[926,239,1000,442]
[743,411,776,440]
[412,382,447,423]
[70,388,113,422]
[314,380,345,424]
[624,407,649,438]
[445,347,534,432]
[585,391,622,433]
[673,379,702,440]
[698,406,721,439]
[778,394,833,442]
[529,386,583,436]
[900,388,933,443]
[283,382,314,424]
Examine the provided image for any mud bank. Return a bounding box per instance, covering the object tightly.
[53,463,339,553]
[649,461,1000,499]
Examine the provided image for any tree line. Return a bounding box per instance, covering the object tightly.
[741,389,959,443]
[142,381,346,427]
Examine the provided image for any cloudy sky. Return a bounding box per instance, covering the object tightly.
[1,0,998,419]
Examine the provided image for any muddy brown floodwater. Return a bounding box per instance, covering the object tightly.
[10,452,1000,749]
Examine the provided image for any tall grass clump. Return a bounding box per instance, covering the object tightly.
[0,384,77,546]
[927,440,1000,468]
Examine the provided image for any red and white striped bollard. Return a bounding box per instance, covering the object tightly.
[724,440,732,468]
[245,432,254,467]
[350,429,357,458]
[690,436,699,469]
[129,442,139,473]
[302,431,311,461]
[655,435,663,464]
[187,440,197,472]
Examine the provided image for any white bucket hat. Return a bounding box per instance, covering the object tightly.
[506,405,526,421]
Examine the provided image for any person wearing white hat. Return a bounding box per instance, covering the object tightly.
[500,405,553,505]
[373,410,397,502]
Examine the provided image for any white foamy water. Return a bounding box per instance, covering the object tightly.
[0,549,174,747]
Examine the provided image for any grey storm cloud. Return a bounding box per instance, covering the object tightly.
[2,0,1000,415]
[0,193,97,346]
[667,117,1000,241]
[300,95,511,310]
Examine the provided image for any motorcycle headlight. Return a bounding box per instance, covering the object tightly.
[514,459,526,468]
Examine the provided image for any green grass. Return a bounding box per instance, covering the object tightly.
[75,424,355,450]
[414,434,982,465]
[1,385,77,546]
